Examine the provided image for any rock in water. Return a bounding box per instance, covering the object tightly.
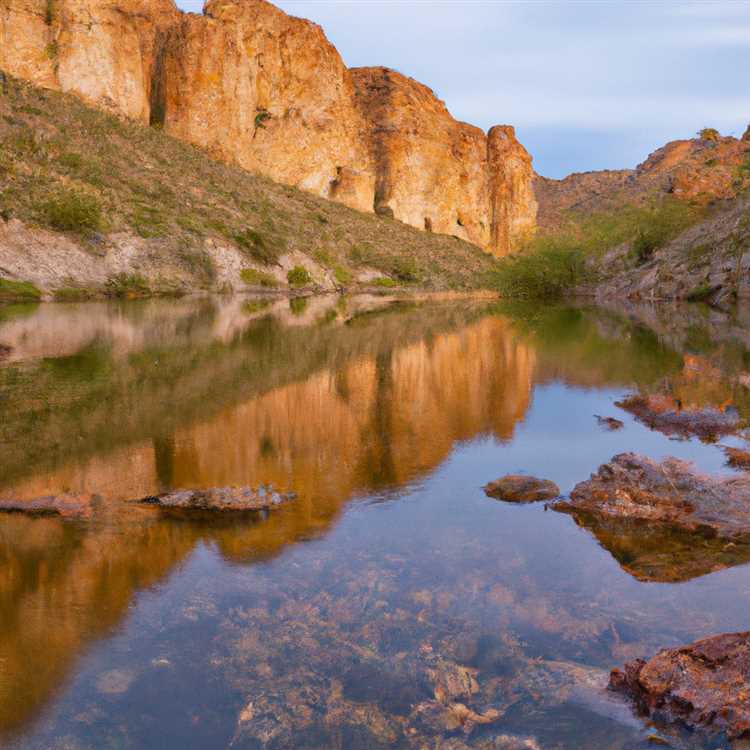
[610,631,750,739]
[0,493,95,519]
[615,393,740,440]
[484,475,560,503]
[594,415,624,430]
[138,486,296,512]
[555,452,750,538]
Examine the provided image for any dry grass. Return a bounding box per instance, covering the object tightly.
[0,73,502,292]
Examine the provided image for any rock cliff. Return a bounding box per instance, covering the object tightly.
[0,0,536,254]
[536,131,750,230]
[351,67,536,253]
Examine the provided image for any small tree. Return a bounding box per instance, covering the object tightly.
[698,127,720,142]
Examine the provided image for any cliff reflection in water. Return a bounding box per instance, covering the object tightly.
[0,295,536,735]
[3,297,750,743]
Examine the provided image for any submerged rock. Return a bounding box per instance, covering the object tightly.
[0,493,94,519]
[484,475,560,503]
[610,631,750,739]
[595,415,624,431]
[616,393,740,440]
[138,486,296,512]
[555,453,750,538]
[724,446,750,470]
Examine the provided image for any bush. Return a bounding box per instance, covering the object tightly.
[488,246,589,299]
[287,266,312,287]
[41,190,102,234]
[233,227,282,265]
[698,127,720,142]
[0,278,42,301]
[240,268,278,287]
[105,273,150,298]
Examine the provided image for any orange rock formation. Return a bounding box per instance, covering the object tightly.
[0,0,537,254]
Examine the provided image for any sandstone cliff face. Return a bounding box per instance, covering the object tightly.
[156,0,374,211]
[0,0,537,253]
[0,0,179,121]
[351,67,536,254]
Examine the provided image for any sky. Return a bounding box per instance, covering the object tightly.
[174,0,750,178]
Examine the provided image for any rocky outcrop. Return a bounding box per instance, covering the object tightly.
[555,453,750,539]
[0,0,536,254]
[352,67,536,254]
[156,0,374,211]
[0,0,180,120]
[610,631,750,739]
[537,134,750,231]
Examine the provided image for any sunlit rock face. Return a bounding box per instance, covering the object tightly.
[156,0,375,211]
[0,0,537,251]
[0,0,180,121]
[352,67,537,255]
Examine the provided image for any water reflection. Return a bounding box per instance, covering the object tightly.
[1,296,750,748]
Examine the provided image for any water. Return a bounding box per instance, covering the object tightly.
[1,294,750,749]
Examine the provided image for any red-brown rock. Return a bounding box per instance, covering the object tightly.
[610,631,750,739]
[556,452,750,538]
[484,475,559,503]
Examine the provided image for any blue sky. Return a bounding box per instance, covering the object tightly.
[174,1,750,178]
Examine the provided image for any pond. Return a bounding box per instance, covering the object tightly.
[1,294,749,749]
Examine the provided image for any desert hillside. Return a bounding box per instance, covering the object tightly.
[0,0,537,255]
[0,73,505,300]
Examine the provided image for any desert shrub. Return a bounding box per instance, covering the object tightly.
[488,246,589,299]
[233,227,282,265]
[372,277,398,288]
[105,273,150,298]
[40,190,102,234]
[698,127,720,142]
[240,268,278,287]
[0,278,42,301]
[287,265,312,287]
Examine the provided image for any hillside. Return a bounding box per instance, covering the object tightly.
[536,129,750,230]
[0,0,536,255]
[0,73,505,301]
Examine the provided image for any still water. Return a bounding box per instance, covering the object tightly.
[1,294,750,749]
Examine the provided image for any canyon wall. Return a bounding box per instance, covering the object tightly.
[0,0,536,254]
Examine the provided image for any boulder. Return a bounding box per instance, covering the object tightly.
[610,631,750,739]
[484,475,560,503]
[138,485,296,512]
[555,452,750,538]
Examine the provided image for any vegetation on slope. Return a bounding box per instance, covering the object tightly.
[0,73,502,298]
[491,198,706,299]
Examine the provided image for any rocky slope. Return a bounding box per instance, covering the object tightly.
[536,132,750,231]
[0,74,504,298]
[0,0,536,255]
[590,191,750,304]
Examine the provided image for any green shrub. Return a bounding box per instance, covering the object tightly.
[0,278,42,301]
[40,190,102,234]
[333,265,352,285]
[698,127,720,142]
[287,265,312,287]
[53,286,97,301]
[372,277,398,288]
[233,227,282,265]
[488,246,589,299]
[240,268,278,287]
[105,273,150,298]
